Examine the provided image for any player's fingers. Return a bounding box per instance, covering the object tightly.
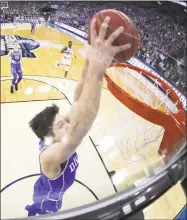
[113,43,131,54]
[90,18,97,43]
[99,16,110,40]
[107,26,124,45]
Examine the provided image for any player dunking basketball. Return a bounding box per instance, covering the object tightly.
[57,41,76,78]
[8,42,23,94]
[25,17,130,216]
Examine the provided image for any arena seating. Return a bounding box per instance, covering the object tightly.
[1,1,186,95]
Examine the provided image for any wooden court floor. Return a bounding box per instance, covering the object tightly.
[1,24,186,219]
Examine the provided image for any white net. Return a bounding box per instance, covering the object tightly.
[85,65,186,194]
[98,65,180,164]
[113,98,164,163]
[90,64,184,187]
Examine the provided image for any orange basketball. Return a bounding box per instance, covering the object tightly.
[88,9,139,62]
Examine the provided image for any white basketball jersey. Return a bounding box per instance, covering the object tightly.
[63,46,73,60]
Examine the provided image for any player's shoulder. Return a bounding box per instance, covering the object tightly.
[40,142,62,169]
[40,143,54,164]
[40,141,57,159]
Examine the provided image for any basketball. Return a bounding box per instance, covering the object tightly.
[88,9,139,62]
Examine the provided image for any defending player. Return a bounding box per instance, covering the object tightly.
[8,42,23,94]
[25,17,131,216]
[57,41,76,79]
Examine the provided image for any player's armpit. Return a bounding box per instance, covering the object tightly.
[40,123,84,167]
[39,142,74,174]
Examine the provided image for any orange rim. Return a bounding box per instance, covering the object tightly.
[104,63,186,156]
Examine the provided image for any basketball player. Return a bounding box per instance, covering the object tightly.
[8,42,23,94]
[25,16,131,216]
[31,19,36,35]
[57,41,76,78]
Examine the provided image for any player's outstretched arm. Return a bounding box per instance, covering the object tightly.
[72,59,88,103]
[43,17,131,166]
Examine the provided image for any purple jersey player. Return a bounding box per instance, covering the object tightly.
[26,106,81,216]
[31,20,36,35]
[25,139,79,216]
[8,42,23,94]
[26,16,130,217]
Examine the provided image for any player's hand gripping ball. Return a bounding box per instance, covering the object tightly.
[88,9,139,63]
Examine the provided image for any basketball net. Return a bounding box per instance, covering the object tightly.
[103,63,186,162]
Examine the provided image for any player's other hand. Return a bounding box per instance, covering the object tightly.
[87,16,131,73]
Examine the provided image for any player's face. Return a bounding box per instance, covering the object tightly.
[13,44,19,51]
[68,42,72,48]
[52,114,68,142]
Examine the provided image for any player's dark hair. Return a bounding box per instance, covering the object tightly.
[29,104,59,140]
[68,41,72,44]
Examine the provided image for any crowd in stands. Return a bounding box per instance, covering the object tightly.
[55,2,186,95]
[1,1,44,23]
[1,1,186,95]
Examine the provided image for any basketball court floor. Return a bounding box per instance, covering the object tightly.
[1,23,186,219]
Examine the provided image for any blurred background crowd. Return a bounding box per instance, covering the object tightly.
[1,1,186,95]
[1,1,42,22]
